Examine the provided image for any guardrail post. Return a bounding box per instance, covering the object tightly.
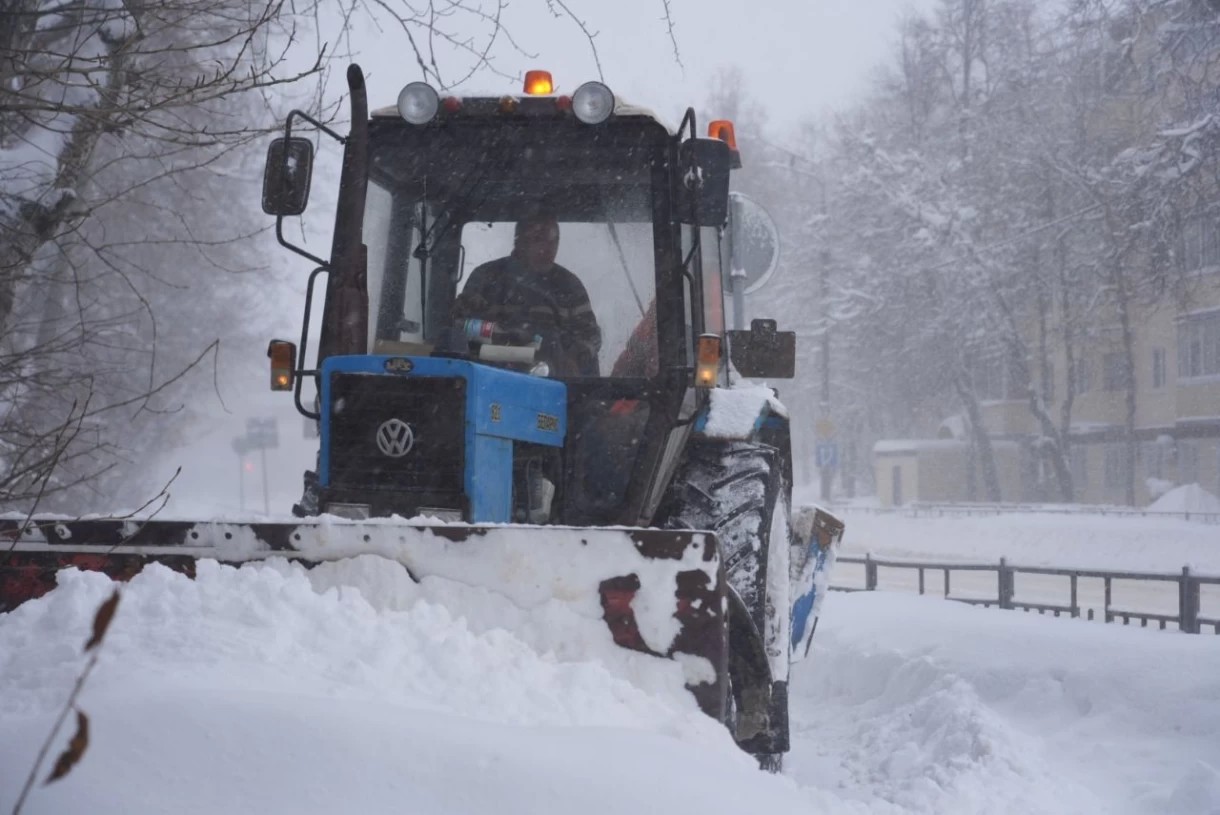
[998,557,1014,610]
[865,553,878,591]
[1179,566,1200,634]
[1070,574,1079,618]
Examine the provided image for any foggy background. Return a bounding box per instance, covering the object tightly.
[4,0,1215,516]
[137,0,939,516]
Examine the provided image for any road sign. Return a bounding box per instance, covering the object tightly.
[246,417,279,450]
[815,418,836,440]
[815,441,839,470]
[727,192,781,294]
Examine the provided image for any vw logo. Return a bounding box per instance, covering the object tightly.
[375,418,415,458]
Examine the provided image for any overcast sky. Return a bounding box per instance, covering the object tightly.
[347,0,940,137]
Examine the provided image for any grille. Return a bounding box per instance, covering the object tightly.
[328,373,466,495]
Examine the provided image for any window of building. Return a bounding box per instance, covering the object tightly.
[1152,347,1166,389]
[1103,443,1129,491]
[1142,441,1164,480]
[1070,357,1092,394]
[1070,445,1088,491]
[1178,214,1220,272]
[971,354,1023,401]
[1177,311,1220,379]
[1102,352,1129,392]
[1179,440,1200,484]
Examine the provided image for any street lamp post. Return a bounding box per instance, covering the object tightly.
[819,248,832,503]
[230,436,250,512]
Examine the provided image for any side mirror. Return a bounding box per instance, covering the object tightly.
[727,318,796,379]
[261,137,314,216]
[677,138,731,227]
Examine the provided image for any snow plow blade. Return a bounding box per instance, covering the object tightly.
[0,517,727,717]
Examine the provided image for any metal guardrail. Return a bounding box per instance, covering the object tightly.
[833,503,1220,524]
[831,554,1220,634]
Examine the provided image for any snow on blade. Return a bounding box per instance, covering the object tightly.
[0,558,822,815]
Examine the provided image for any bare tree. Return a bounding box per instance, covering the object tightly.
[0,0,687,511]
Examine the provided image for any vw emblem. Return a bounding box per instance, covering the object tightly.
[375,418,415,457]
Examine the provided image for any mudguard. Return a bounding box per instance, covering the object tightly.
[0,517,728,719]
[788,506,843,661]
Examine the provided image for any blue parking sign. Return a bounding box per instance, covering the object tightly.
[815,441,839,470]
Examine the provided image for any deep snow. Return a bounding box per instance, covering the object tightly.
[3,542,1219,815]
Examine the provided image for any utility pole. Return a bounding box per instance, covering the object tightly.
[818,247,833,504]
[816,166,835,504]
[260,445,270,515]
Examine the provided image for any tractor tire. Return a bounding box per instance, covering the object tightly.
[658,440,791,768]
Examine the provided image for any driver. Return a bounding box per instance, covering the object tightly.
[453,212,601,376]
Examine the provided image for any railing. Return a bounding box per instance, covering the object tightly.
[831,554,1220,634]
[832,503,1220,524]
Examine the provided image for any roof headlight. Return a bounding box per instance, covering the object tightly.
[571,81,614,125]
[397,82,439,125]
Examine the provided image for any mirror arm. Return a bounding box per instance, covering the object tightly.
[285,109,346,145]
[274,109,347,269]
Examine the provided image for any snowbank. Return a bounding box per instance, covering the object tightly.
[1148,483,1220,515]
[4,550,1218,814]
[0,559,810,815]
[790,592,1220,814]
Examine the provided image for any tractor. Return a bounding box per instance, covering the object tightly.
[1,65,843,771]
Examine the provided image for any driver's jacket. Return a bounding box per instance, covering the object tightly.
[453,256,602,377]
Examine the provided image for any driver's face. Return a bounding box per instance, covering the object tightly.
[514,218,560,270]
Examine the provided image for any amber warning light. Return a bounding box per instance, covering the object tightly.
[695,334,721,387]
[524,70,554,95]
[708,120,738,150]
[267,339,296,391]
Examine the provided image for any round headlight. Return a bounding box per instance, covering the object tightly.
[397,82,439,125]
[571,81,614,125]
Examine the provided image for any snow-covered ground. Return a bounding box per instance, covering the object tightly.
[792,591,1220,815]
[2,541,1218,815]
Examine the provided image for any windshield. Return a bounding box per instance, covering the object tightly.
[361,121,664,378]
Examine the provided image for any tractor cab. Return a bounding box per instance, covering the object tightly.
[261,66,791,526]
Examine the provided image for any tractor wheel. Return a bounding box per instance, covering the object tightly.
[658,440,791,768]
